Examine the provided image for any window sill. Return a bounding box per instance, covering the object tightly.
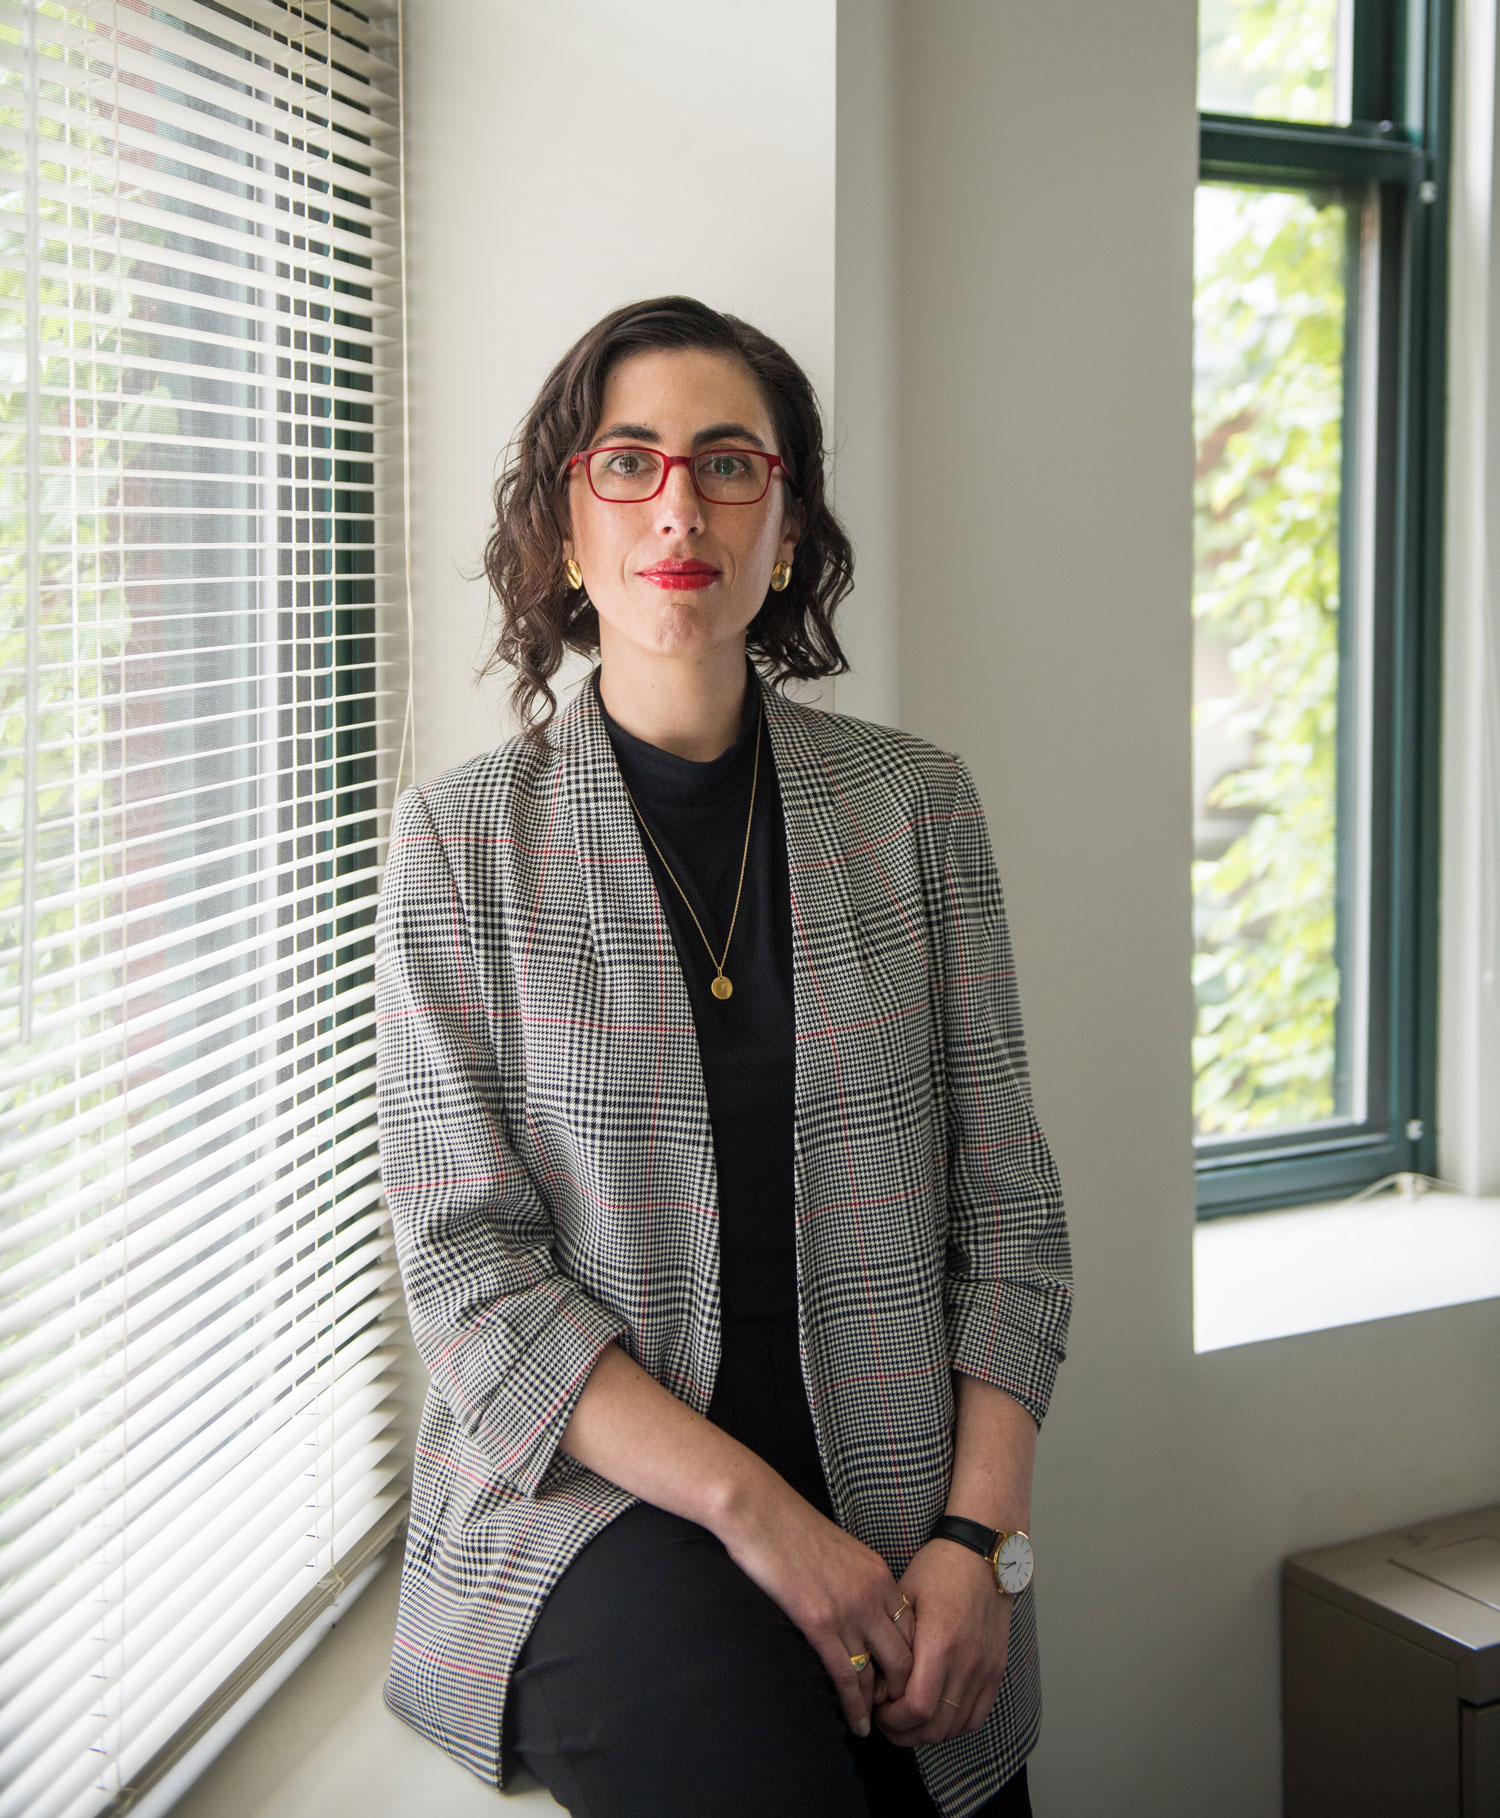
[1193,1189,1500,1353]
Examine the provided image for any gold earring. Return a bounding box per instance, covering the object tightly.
[564,557,584,590]
[770,560,792,593]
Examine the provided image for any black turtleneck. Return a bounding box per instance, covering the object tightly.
[594,663,833,1517]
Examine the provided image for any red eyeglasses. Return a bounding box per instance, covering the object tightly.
[567,445,787,505]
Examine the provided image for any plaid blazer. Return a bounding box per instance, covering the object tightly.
[375,667,1073,1818]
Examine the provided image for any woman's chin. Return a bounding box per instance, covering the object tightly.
[608,601,747,662]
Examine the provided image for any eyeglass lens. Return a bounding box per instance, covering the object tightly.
[587,448,772,502]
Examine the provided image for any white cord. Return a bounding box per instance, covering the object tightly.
[1344,1169,1466,1205]
[393,0,416,802]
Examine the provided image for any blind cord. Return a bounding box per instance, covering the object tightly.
[18,0,40,1049]
[394,0,416,803]
[1344,1169,1468,1205]
[109,1,132,1791]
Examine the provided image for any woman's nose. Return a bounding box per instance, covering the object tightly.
[653,460,705,532]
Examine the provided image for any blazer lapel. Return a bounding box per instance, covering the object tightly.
[554,664,864,1013]
[762,683,940,1540]
[759,680,874,1077]
[552,675,682,977]
[556,668,875,1168]
[550,676,722,1406]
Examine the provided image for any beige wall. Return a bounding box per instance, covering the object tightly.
[832,0,900,728]
[162,5,1500,1816]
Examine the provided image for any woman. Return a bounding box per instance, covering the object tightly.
[375,296,1072,1818]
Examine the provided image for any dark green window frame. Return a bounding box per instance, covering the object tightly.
[1195,0,1450,1216]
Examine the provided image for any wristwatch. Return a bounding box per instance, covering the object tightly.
[930,1515,1034,1594]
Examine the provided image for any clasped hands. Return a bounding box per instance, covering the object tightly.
[721,1486,1012,1748]
[867,1538,1012,1747]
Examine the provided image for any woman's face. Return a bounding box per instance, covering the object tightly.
[562,347,800,672]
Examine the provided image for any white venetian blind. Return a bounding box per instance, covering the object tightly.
[0,4,408,1815]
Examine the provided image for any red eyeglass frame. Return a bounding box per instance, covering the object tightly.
[567,445,788,505]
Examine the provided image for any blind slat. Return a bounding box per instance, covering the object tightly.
[75,1486,404,1809]
[0,1465,404,1809]
[0,0,398,122]
[0,909,386,1119]
[0,1090,385,1308]
[0,924,388,1120]
[0,1196,393,1428]
[0,1308,400,1625]
[3,1216,393,1466]
[3,835,387,1002]
[1,1023,380,1199]
[0,154,401,271]
[2,2,407,1812]
[10,5,401,146]
[0,1404,402,1719]
[0,1080,383,1314]
[0,943,378,1147]
[0,1364,397,1676]
[0,814,384,950]
[0,1333,397,1621]
[0,1268,397,1525]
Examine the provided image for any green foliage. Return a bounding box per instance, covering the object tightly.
[1192,182,1348,1137]
[1199,0,1345,123]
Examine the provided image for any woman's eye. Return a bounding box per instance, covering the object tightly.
[703,454,748,478]
[607,453,643,475]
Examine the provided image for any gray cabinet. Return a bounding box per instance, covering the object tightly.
[1283,1504,1500,1817]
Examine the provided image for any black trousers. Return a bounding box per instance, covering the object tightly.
[506,1503,1033,1818]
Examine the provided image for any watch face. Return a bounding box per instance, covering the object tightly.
[994,1531,1034,1594]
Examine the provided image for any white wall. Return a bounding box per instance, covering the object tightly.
[164,5,1500,1816]
[402,0,837,783]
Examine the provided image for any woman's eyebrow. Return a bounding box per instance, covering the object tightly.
[692,422,767,450]
[590,421,769,450]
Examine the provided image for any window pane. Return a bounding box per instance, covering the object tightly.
[1198,0,1354,124]
[1192,181,1369,1141]
[0,3,404,1808]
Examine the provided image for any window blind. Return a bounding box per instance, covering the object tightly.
[0,5,407,1815]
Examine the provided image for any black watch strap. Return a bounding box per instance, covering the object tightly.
[929,1515,999,1560]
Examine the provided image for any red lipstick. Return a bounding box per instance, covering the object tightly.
[640,559,720,591]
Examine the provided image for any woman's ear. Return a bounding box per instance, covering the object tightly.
[780,498,805,558]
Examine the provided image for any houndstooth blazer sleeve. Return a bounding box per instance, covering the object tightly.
[375,783,630,1499]
[933,755,1070,1425]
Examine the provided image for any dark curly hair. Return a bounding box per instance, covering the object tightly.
[481,295,854,742]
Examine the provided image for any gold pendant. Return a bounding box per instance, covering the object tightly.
[711,975,733,1000]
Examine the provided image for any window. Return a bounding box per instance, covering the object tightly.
[1,4,406,1813]
[1192,0,1448,1214]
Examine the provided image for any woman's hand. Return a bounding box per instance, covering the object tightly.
[716,1480,914,1738]
[557,1342,912,1735]
[873,1539,1012,1746]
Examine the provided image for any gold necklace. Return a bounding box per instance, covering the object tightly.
[618,701,762,1002]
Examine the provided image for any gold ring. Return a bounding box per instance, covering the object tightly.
[890,1596,910,1624]
[849,1653,871,1672]
[941,1696,962,1709]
